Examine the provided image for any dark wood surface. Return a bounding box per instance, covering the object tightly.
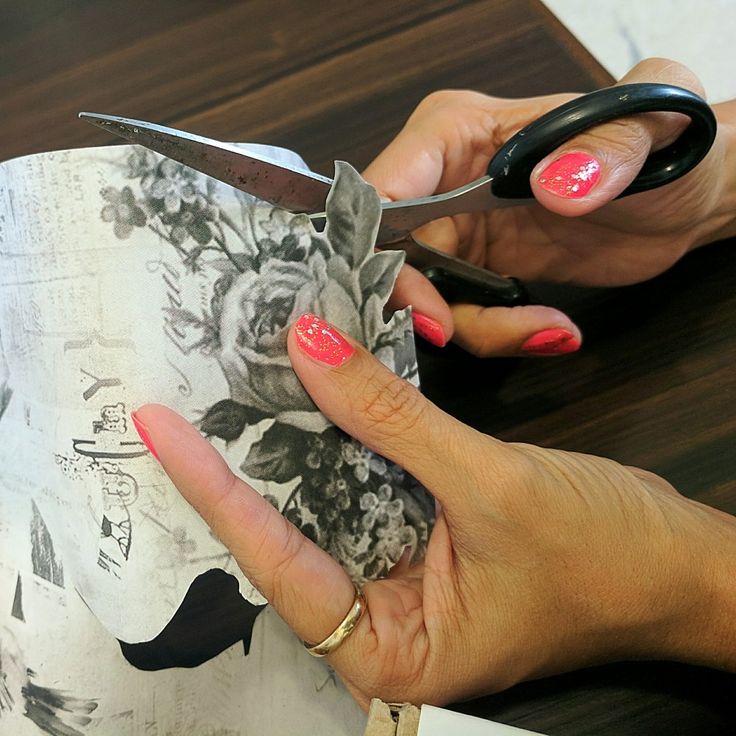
[2,1,735,734]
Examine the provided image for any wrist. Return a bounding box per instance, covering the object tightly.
[693,99,736,247]
[649,495,736,671]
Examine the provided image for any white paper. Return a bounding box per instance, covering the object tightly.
[418,705,547,736]
[0,143,433,734]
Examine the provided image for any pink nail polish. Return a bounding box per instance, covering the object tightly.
[294,313,355,366]
[538,152,601,198]
[131,412,160,461]
[412,312,447,348]
[521,328,580,355]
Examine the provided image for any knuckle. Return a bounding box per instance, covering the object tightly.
[258,515,307,601]
[626,465,681,496]
[412,90,489,127]
[588,117,652,162]
[451,317,506,358]
[481,442,547,505]
[464,335,496,358]
[357,369,427,440]
[629,58,705,98]
[415,89,462,114]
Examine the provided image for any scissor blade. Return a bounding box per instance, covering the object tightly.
[375,178,497,241]
[79,112,333,213]
[310,176,502,243]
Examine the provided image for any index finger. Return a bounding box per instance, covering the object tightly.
[362,89,569,200]
[132,404,356,648]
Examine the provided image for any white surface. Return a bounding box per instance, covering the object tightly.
[418,705,546,735]
[542,0,736,102]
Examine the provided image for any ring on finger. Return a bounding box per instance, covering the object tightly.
[303,584,366,657]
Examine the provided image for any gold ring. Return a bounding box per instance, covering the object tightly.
[303,584,366,657]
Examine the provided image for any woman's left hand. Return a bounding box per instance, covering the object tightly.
[133,314,736,709]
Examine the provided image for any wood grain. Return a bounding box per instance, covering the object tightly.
[2,1,734,733]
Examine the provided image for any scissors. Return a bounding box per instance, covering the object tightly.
[80,83,716,308]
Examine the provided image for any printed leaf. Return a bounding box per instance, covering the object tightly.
[200,399,268,442]
[241,422,310,482]
[208,258,243,274]
[320,280,362,339]
[359,249,404,305]
[188,220,213,245]
[324,162,381,269]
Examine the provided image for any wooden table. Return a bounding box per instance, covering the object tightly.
[2,2,735,733]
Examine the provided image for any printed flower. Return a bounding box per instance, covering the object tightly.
[353,461,370,484]
[100,186,147,239]
[215,254,328,432]
[325,477,351,508]
[369,455,387,476]
[329,528,374,581]
[124,148,158,182]
[167,194,220,250]
[256,208,314,263]
[215,210,363,433]
[340,440,363,465]
[147,158,198,214]
[155,526,197,568]
[172,526,197,555]
[93,151,432,589]
[374,519,417,565]
[360,484,404,531]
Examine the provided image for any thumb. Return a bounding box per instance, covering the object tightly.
[530,58,707,216]
[287,313,500,513]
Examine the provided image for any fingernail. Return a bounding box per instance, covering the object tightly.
[389,545,414,574]
[294,313,355,366]
[398,545,414,565]
[131,411,160,461]
[538,152,601,198]
[521,328,580,355]
[412,312,447,348]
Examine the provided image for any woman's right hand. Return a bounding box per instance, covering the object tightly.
[133,313,736,710]
[365,58,736,356]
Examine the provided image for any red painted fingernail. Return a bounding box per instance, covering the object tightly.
[412,312,447,348]
[131,411,160,461]
[521,328,580,355]
[538,152,601,198]
[294,313,355,366]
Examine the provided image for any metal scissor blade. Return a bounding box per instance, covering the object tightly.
[312,177,523,244]
[373,178,496,242]
[79,112,333,213]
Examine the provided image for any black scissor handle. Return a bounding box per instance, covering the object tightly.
[487,83,717,199]
[422,267,528,308]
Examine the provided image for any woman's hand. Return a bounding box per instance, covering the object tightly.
[367,58,736,356]
[133,314,736,709]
